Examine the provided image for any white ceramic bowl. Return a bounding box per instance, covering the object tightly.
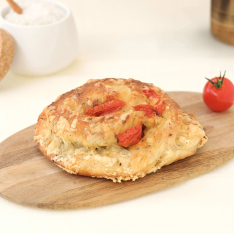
[0,0,78,76]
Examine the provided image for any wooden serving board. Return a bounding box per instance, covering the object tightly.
[0,92,234,209]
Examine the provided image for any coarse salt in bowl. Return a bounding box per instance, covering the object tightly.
[4,0,66,26]
[0,0,78,76]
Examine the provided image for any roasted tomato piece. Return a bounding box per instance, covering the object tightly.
[133,102,165,117]
[117,123,142,147]
[154,100,165,115]
[143,88,157,98]
[133,104,155,118]
[142,88,165,116]
[99,106,122,116]
[86,100,126,116]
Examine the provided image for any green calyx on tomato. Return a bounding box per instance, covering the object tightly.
[205,71,226,89]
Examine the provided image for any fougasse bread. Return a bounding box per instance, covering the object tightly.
[34,78,208,182]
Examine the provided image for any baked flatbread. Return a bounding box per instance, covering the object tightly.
[34,78,208,182]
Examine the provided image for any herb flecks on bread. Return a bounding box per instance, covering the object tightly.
[34,78,208,182]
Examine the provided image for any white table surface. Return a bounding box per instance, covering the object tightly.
[1,0,234,233]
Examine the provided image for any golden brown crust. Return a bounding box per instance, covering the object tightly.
[34,78,208,182]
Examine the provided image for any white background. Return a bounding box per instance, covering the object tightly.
[1,0,234,233]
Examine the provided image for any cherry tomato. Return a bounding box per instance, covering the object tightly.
[86,100,126,116]
[117,124,142,147]
[203,72,234,112]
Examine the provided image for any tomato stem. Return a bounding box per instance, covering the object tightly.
[205,71,226,89]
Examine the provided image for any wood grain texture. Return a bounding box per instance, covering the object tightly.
[211,0,234,45]
[0,92,234,209]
